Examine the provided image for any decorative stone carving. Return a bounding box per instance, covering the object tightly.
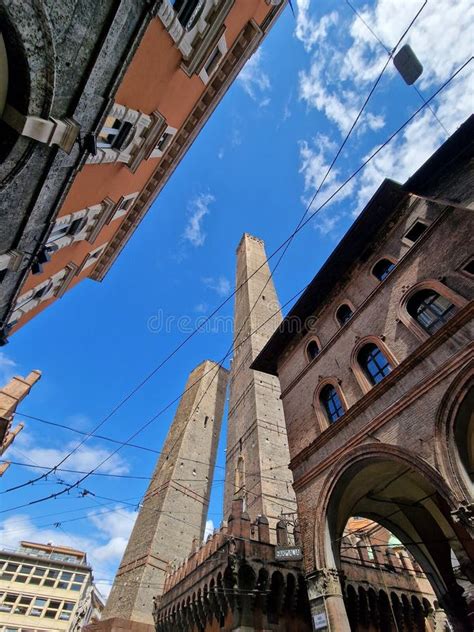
[307,568,343,600]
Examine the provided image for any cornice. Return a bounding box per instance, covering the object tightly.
[290,304,474,486]
[90,19,263,282]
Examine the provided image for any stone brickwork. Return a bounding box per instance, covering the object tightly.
[253,118,474,631]
[0,0,157,336]
[223,233,297,539]
[98,360,228,629]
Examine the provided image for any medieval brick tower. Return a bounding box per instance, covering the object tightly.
[99,360,228,631]
[223,233,296,539]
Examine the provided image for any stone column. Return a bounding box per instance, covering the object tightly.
[306,569,351,632]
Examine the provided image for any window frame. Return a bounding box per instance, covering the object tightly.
[398,280,467,342]
[371,256,397,282]
[305,337,321,363]
[402,218,429,246]
[314,378,348,432]
[334,301,355,328]
[351,337,398,394]
[198,32,227,85]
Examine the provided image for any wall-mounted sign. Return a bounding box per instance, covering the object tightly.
[313,611,328,630]
[275,546,303,561]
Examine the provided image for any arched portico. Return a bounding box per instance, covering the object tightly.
[309,444,473,631]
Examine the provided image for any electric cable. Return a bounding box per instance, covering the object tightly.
[162,0,430,463]
[1,54,471,515]
[1,1,431,494]
[344,0,450,136]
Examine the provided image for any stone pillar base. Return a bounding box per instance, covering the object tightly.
[83,617,155,632]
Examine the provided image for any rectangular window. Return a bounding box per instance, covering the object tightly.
[403,220,428,243]
[462,258,474,276]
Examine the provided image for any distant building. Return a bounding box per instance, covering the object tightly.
[0,370,41,476]
[0,541,104,631]
[0,0,286,343]
[253,116,474,630]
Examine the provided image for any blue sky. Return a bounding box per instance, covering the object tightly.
[1,0,472,596]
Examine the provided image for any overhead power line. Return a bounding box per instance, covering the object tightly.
[167,0,430,464]
[2,2,429,495]
[1,55,471,516]
[344,0,450,136]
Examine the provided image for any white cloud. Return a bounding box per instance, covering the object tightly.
[202,276,231,297]
[298,134,355,233]
[295,0,473,223]
[0,508,137,598]
[203,519,214,540]
[237,49,271,106]
[9,431,130,478]
[182,193,215,247]
[194,303,208,314]
[295,2,339,52]
[0,352,18,384]
[355,73,472,213]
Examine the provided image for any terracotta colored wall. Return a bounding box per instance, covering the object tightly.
[13,0,275,333]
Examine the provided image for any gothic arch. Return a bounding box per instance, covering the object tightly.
[435,362,474,499]
[397,279,467,342]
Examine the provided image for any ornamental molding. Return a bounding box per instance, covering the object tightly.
[90,19,263,283]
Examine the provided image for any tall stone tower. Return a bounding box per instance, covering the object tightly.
[223,233,296,539]
[99,360,228,631]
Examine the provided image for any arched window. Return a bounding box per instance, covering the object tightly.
[306,340,320,361]
[372,258,395,281]
[407,290,456,334]
[336,303,353,326]
[358,343,393,385]
[320,384,345,423]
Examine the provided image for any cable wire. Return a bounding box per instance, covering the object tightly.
[1,55,471,515]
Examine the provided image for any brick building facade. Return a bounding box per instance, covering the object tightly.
[253,116,474,631]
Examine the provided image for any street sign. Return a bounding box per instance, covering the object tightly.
[275,546,303,561]
[313,611,328,630]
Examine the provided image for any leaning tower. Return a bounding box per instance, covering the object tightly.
[98,360,228,631]
[223,233,297,538]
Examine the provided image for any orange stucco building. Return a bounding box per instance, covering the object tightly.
[3,0,286,337]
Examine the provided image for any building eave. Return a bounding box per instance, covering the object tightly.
[252,114,474,376]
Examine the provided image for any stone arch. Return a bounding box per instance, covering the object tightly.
[0,1,55,187]
[267,570,285,624]
[345,583,358,630]
[350,335,399,394]
[358,586,369,627]
[315,443,472,630]
[435,362,474,499]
